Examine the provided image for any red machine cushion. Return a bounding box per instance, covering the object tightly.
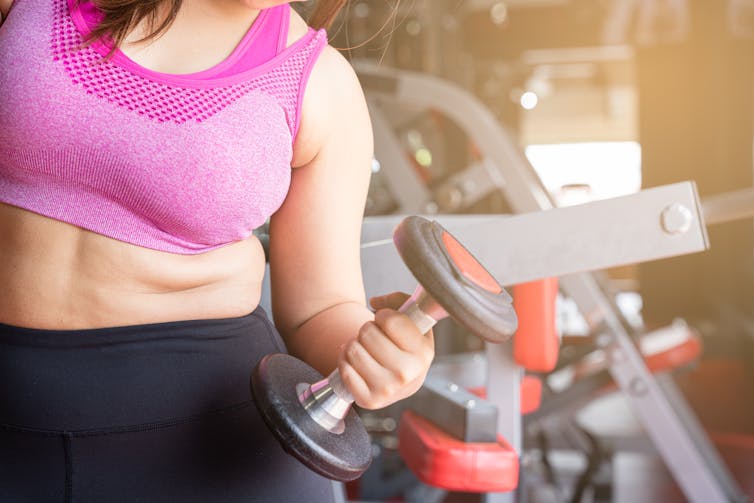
[398,410,519,493]
[513,278,559,372]
[641,326,702,373]
[520,375,542,415]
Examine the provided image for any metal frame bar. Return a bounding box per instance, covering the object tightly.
[361,183,708,288]
[370,105,433,214]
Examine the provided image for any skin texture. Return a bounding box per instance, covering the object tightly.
[0,0,10,20]
[0,0,434,410]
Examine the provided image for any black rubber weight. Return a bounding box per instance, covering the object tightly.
[393,216,518,342]
[250,354,372,482]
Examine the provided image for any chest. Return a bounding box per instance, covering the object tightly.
[119,8,263,76]
[0,0,295,240]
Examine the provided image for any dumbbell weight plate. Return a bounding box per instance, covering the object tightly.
[393,216,517,342]
[251,353,372,482]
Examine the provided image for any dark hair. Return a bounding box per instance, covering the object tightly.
[81,0,347,50]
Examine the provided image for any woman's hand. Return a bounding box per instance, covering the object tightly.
[338,292,435,410]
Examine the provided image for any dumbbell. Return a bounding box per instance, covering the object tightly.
[250,216,518,481]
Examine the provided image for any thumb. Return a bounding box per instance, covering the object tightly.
[369,291,411,311]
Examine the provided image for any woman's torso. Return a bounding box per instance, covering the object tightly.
[0,202,265,329]
[0,0,317,330]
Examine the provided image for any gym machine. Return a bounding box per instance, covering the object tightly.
[255,183,745,501]
[351,63,748,502]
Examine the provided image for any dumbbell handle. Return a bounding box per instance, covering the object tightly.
[297,285,448,434]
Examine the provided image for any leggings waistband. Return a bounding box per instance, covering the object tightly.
[0,306,286,432]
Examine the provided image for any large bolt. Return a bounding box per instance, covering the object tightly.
[661,203,694,235]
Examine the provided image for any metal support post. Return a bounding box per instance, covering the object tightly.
[483,342,521,503]
[560,273,746,503]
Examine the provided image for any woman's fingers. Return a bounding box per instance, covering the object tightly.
[356,320,418,382]
[342,337,391,387]
[369,291,410,311]
[374,307,434,352]
[339,298,435,409]
[340,337,397,409]
[338,360,371,405]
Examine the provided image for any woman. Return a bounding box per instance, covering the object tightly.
[0,0,433,501]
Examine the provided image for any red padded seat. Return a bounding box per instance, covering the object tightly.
[398,410,519,493]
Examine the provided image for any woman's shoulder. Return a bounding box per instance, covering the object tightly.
[292,48,369,167]
[286,6,369,167]
[285,6,354,88]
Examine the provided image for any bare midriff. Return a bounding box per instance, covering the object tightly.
[0,203,266,330]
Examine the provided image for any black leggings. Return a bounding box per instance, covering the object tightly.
[0,307,337,503]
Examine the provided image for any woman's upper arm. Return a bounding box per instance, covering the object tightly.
[268,44,374,338]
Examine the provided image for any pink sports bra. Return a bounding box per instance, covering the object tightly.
[0,0,328,254]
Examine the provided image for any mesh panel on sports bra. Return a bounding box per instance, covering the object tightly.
[53,0,318,127]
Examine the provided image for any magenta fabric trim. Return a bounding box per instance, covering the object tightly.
[293,39,327,141]
[67,1,300,85]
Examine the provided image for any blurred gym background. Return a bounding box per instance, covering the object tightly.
[295,1,754,500]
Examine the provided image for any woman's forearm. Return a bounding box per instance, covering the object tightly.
[282,300,373,378]
[280,294,435,410]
